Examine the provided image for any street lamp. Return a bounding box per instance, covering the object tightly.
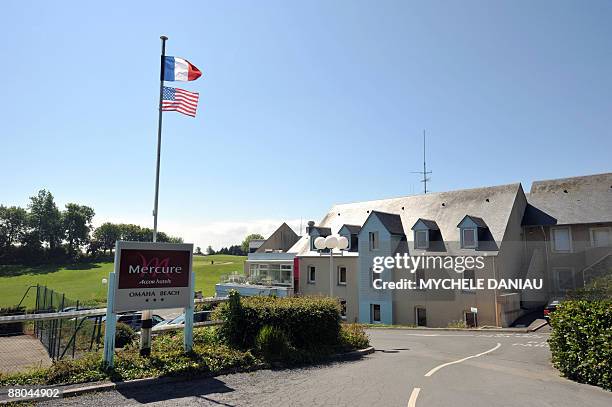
[314,235,349,297]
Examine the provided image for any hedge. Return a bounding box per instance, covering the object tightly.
[548,300,612,391]
[212,291,341,352]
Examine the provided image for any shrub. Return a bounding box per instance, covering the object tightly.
[0,331,258,387]
[114,323,136,348]
[337,324,370,352]
[447,320,467,328]
[255,325,291,362]
[213,291,341,352]
[548,300,612,391]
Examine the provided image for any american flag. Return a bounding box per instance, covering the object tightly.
[162,86,199,117]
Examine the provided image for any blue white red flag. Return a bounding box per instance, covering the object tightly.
[163,56,202,81]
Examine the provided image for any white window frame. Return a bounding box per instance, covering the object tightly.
[551,226,572,253]
[590,227,611,248]
[307,265,316,284]
[369,231,379,251]
[553,267,575,291]
[337,265,347,285]
[414,230,429,249]
[461,228,478,249]
[371,304,381,323]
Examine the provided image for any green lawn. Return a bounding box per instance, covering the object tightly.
[0,255,245,309]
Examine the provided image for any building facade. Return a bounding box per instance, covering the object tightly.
[217,172,612,328]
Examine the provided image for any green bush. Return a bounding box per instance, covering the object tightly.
[447,320,467,328]
[337,324,370,352]
[114,323,136,348]
[255,325,291,362]
[213,291,341,352]
[0,327,258,387]
[548,300,612,391]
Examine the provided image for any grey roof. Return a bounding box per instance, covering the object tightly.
[309,226,331,235]
[523,173,612,226]
[370,211,405,235]
[412,219,439,230]
[289,182,522,256]
[457,215,488,228]
[340,224,362,234]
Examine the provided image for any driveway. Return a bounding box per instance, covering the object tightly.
[38,329,611,406]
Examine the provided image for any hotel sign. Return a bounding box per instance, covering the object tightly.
[113,241,194,312]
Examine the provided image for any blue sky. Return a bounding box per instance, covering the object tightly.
[2,1,611,248]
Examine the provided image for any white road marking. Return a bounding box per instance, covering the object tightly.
[424,342,501,377]
[407,387,421,407]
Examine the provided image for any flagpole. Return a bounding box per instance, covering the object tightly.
[140,35,167,358]
[153,35,167,243]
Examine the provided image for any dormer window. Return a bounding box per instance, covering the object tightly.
[461,228,477,248]
[415,230,429,249]
[411,218,439,250]
[457,215,487,249]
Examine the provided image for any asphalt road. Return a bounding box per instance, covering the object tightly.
[39,329,611,407]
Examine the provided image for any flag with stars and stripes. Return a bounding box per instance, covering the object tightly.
[161,86,199,117]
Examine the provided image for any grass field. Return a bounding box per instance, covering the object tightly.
[0,255,245,309]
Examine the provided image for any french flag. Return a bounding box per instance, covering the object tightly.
[163,56,202,81]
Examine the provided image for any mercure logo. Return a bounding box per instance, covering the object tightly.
[127,253,183,274]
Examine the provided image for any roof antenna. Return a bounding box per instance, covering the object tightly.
[411,129,432,193]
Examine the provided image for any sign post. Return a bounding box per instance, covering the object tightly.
[103,241,194,366]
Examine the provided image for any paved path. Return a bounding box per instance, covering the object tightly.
[0,335,51,374]
[38,329,611,406]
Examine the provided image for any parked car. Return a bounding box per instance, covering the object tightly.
[102,313,165,331]
[544,299,562,321]
[152,311,211,332]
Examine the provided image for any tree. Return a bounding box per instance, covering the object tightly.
[28,190,63,250]
[195,247,202,255]
[206,245,215,255]
[0,205,28,248]
[63,203,95,254]
[241,233,264,254]
[92,222,122,254]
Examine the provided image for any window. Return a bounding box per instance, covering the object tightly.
[461,228,477,248]
[371,267,380,286]
[553,267,575,291]
[462,270,476,292]
[414,269,426,290]
[415,230,429,249]
[369,231,379,250]
[371,304,381,323]
[591,227,611,248]
[415,307,427,327]
[338,266,347,285]
[308,265,316,283]
[340,299,347,320]
[465,311,478,328]
[552,227,572,252]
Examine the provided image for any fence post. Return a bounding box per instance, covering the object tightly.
[56,294,65,358]
[183,271,195,352]
[73,300,79,358]
[103,272,117,367]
